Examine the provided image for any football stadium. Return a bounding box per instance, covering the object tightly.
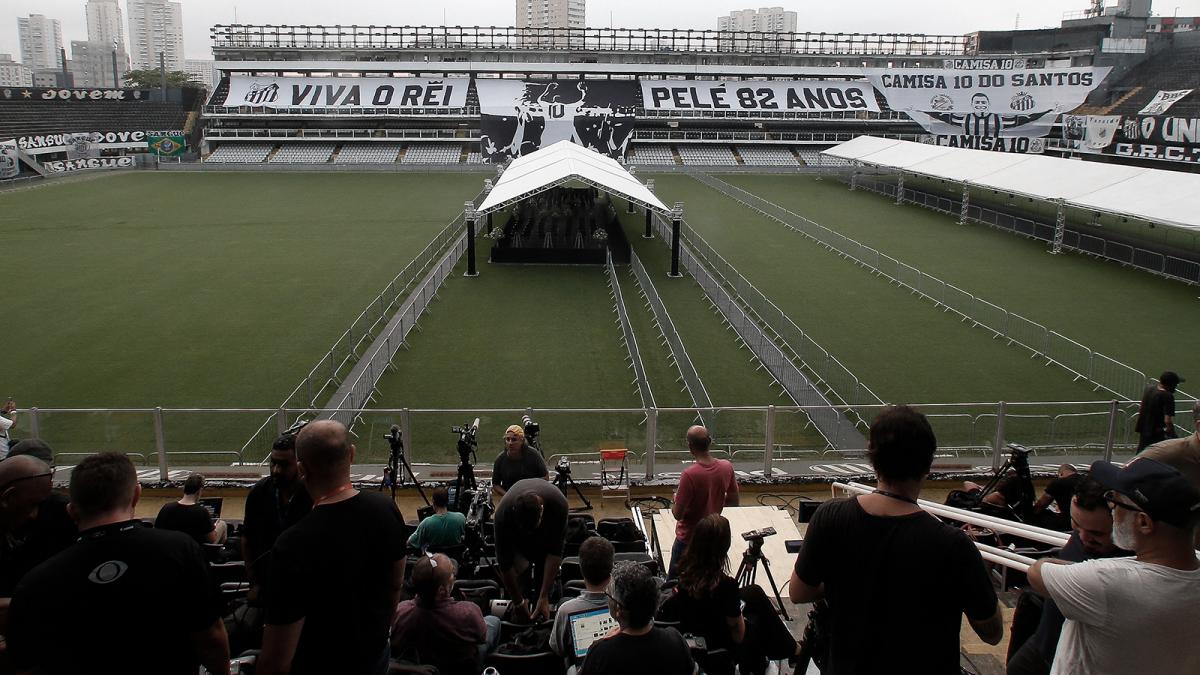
[2,1,1200,673]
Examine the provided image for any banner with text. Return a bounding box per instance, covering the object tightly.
[16,130,152,155]
[921,135,1045,153]
[865,66,1111,137]
[222,76,469,109]
[477,79,637,160]
[42,156,135,173]
[1,87,151,102]
[0,140,19,179]
[1084,115,1122,149]
[639,80,880,113]
[1082,115,1200,164]
[1137,89,1192,116]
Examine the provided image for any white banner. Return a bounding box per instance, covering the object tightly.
[1138,89,1193,116]
[42,156,135,173]
[865,67,1111,137]
[921,135,1045,153]
[639,80,879,113]
[1084,115,1122,149]
[16,130,148,155]
[0,140,19,179]
[222,76,468,109]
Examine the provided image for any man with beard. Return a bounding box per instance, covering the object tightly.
[1028,459,1200,673]
[1006,477,1130,675]
[242,433,312,596]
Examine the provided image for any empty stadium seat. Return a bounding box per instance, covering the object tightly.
[738,145,799,166]
[798,148,851,167]
[0,95,194,142]
[677,145,738,166]
[401,143,464,164]
[628,144,677,165]
[269,143,335,164]
[334,143,401,164]
[465,151,487,164]
[206,143,274,163]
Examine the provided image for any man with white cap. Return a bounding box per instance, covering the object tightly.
[492,423,548,498]
[1028,458,1200,674]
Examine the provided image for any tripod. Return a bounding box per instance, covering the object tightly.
[553,463,593,511]
[453,442,478,513]
[383,427,429,509]
[735,536,790,621]
[975,443,1034,521]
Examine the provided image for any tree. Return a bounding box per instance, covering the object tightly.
[123,69,205,90]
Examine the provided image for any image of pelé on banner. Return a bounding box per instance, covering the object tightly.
[478,79,637,161]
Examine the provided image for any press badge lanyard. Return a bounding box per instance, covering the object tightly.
[313,483,354,507]
[872,489,919,506]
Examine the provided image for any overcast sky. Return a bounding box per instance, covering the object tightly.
[3,0,1199,61]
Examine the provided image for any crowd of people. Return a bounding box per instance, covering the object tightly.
[0,395,1196,674]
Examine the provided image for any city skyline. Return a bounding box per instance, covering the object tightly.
[3,0,1200,65]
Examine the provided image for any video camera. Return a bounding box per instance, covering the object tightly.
[741,527,777,543]
[451,418,480,465]
[522,414,541,450]
[466,479,494,528]
[555,457,571,476]
[383,424,402,447]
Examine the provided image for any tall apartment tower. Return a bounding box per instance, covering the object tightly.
[17,14,65,71]
[516,0,587,30]
[717,7,799,33]
[73,0,129,87]
[127,0,185,72]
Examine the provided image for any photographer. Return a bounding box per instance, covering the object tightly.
[494,478,568,622]
[492,425,548,498]
[789,405,1003,673]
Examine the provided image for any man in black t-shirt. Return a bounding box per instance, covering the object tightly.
[1031,465,1082,531]
[1136,371,1183,452]
[492,424,548,498]
[494,478,567,622]
[0,455,75,634]
[258,420,406,675]
[156,473,227,545]
[241,433,312,594]
[789,406,1002,674]
[8,453,229,675]
[582,562,694,675]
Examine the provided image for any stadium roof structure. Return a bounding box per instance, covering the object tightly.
[823,136,1200,233]
[478,141,672,216]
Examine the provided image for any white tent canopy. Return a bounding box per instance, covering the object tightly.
[823,136,1200,232]
[477,141,671,215]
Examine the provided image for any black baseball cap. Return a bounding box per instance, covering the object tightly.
[1160,371,1185,390]
[1091,458,1200,528]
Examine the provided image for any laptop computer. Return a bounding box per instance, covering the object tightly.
[568,606,618,661]
[198,497,223,520]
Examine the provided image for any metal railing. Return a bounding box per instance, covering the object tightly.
[637,109,911,122]
[629,252,713,420]
[851,174,1200,287]
[648,213,868,453]
[211,25,971,57]
[606,252,656,412]
[238,194,481,460]
[644,196,883,420]
[204,127,478,141]
[13,400,1174,481]
[323,230,471,430]
[694,173,1190,405]
[631,130,923,144]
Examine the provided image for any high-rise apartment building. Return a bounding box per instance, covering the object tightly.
[717,7,798,33]
[74,0,130,87]
[18,14,65,71]
[516,0,587,30]
[0,54,34,87]
[127,0,185,72]
[184,59,218,89]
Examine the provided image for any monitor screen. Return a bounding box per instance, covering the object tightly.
[569,607,617,660]
[198,497,223,520]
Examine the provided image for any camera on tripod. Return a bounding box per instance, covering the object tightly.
[555,457,571,476]
[465,479,494,529]
[451,418,481,464]
[522,414,541,450]
[741,527,777,543]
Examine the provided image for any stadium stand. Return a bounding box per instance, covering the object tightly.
[401,143,464,164]
[1103,46,1200,117]
[0,91,196,141]
[269,143,335,164]
[798,148,851,167]
[677,145,738,166]
[465,152,487,165]
[206,143,274,163]
[628,145,678,165]
[334,143,403,164]
[737,146,800,167]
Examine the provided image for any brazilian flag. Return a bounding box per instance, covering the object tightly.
[148,135,186,157]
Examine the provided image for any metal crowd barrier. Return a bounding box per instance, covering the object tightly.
[606,252,656,412]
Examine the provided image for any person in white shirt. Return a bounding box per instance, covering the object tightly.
[1028,458,1200,675]
[0,399,16,458]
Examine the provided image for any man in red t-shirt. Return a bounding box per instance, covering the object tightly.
[668,425,739,576]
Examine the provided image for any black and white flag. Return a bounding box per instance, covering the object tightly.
[477,80,637,161]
